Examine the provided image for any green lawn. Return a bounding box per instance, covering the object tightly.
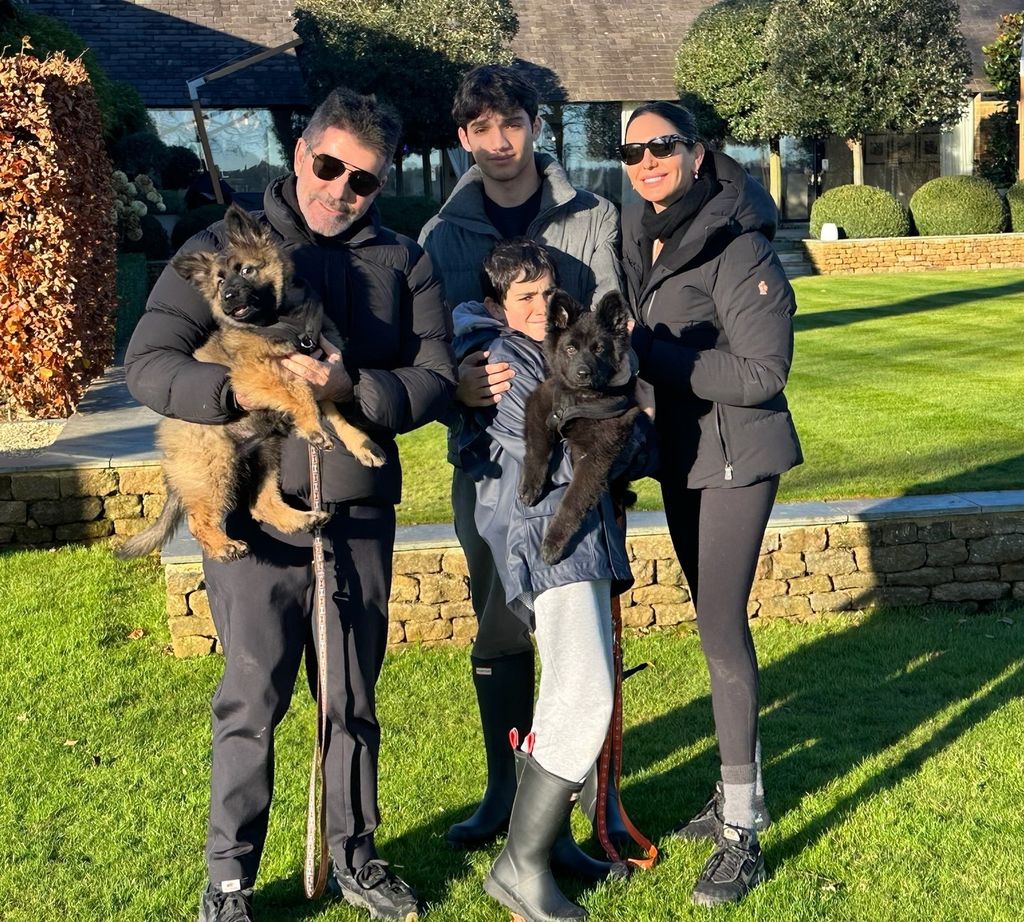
[2,544,1022,921]
[395,269,1024,523]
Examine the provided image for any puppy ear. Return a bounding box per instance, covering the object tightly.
[595,290,630,334]
[547,289,581,331]
[223,203,264,246]
[172,249,218,288]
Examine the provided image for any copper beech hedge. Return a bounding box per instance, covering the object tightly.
[0,52,116,417]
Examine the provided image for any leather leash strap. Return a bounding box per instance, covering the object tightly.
[304,444,330,898]
[595,512,658,871]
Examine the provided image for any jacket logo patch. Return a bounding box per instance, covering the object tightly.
[758,280,769,296]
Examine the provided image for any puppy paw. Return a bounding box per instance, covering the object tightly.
[518,476,544,506]
[303,509,333,531]
[303,428,334,451]
[540,533,567,566]
[354,440,387,468]
[209,539,249,562]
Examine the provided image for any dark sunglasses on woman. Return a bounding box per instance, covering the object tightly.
[618,134,694,166]
[303,140,384,196]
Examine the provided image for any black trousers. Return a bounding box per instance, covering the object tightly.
[662,476,779,774]
[452,467,532,659]
[202,503,395,888]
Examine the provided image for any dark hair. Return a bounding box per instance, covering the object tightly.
[452,65,539,128]
[480,238,557,305]
[303,87,403,165]
[625,101,701,149]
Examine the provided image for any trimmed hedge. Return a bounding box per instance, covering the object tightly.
[910,175,1006,236]
[0,52,116,417]
[810,184,910,239]
[171,204,229,251]
[114,253,148,357]
[1007,181,1024,232]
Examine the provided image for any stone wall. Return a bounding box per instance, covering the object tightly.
[0,464,164,547]
[802,233,1024,275]
[162,498,1024,657]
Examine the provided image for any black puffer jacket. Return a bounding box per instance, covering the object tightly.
[622,152,802,489]
[125,176,456,507]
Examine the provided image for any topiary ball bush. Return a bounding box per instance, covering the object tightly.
[161,145,203,190]
[120,213,170,260]
[111,131,169,180]
[1006,181,1024,233]
[810,184,909,239]
[909,175,1006,236]
[171,204,229,251]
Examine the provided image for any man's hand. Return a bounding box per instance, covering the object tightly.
[634,376,655,421]
[455,350,514,407]
[279,335,354,403]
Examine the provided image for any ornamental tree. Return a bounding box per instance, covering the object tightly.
[766,0,972,184]
[674,0,797,206]
[293,0,518,194]
[977,13,1024,185]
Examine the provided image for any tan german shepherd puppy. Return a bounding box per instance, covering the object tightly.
[118,205,384,562]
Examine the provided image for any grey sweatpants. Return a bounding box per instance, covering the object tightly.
[529,580,615,783]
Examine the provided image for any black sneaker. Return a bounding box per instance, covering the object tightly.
[691,824,766,906]
[672,782,772,843]
[198,882,254,922]
[330,858,421,921]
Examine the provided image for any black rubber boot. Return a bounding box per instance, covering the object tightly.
[447,651,534,849]
[580,755,630,849]
[513,750,612,884]
[485,756,588,921]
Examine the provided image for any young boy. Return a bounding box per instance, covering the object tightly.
[453,239,654,922]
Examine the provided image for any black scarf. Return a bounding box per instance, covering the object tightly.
[640,158,721,279]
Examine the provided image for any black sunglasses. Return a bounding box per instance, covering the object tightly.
[618,134,694,166]
[304,140,384,196]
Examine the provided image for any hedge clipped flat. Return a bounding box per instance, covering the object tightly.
[1006,181,1024,233]
[810,184,909,240]
[910,175,1007,236]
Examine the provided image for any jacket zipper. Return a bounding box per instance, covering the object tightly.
[714,403,734,482]
[645,289,657,325]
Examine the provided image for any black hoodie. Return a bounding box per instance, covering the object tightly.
[622,152,802,489]
[124,176,456,509]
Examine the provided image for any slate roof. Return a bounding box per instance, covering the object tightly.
[18,0,1001,110]
[21,0,306,107]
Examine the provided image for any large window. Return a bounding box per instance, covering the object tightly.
[150,108,289,193]
[537,102,623,204]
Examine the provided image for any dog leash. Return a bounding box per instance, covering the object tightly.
[304,443,330,898]
[595,513,658,872]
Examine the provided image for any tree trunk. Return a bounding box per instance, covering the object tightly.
[847,137,864,185]
[420,150,432,198]
[394,153,404,196]
[769,136,782,211]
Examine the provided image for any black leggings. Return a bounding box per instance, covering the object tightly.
[662,476,779,775]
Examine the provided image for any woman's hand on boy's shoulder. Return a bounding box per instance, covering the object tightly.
[456,350,515,407]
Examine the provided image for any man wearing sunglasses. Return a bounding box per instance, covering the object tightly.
[125,88,456,922]
[418,64,628,862]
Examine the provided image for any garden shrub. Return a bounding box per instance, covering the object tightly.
[171,204,229,250]
[114,253,148,357]
[0,52,116,417]
[120,214,170,260]
[809,184,909,239]
[110,131,170,180]
[909,175,1006,235]
[161,145,203,190]
[1006,181,1024,232]
[376,195,440,240]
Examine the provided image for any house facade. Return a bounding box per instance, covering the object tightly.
[21,0,1010,218]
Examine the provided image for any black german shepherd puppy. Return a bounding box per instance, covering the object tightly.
[518,289,641,565]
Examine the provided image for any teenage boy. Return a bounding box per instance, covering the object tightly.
[419,64,624,852]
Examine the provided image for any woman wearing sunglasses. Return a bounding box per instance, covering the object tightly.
[619,102,802,907]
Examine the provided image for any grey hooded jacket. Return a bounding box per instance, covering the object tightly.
[622,152,802,489]
[419,153,622,310]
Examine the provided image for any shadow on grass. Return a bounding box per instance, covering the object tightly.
[611,606,1023,861]
[794,280,1024,332]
